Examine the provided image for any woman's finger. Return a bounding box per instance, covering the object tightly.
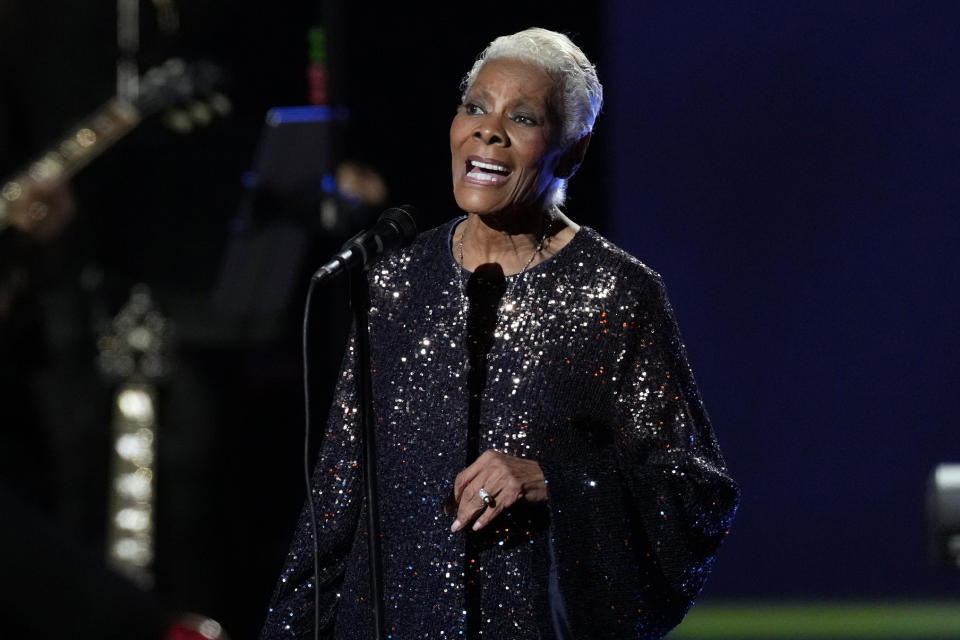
[469,505,501,532]
[452,466,479,505]
[452,449,498,503]
[450,480,495,532]
[453,474,524,533]
[469,489,514,532]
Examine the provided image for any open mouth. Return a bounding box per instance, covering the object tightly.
[465,158,511,183]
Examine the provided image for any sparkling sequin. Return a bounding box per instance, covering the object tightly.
[260,219,738,639]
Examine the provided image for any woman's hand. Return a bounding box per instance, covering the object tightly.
[448,449,548,533]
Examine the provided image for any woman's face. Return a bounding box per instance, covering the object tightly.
[450,57,564,217]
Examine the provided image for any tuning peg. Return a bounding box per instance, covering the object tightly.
[163,109,193,134]
[162,57,186,77]
[207,92,232,117]
[144,64,170,88]
[187,101,212,127]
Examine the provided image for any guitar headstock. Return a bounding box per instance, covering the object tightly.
[135,58,231,133]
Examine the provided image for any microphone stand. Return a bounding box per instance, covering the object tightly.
[307,205,414,639]
[350,267,386,640]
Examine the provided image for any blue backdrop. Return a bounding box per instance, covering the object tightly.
[604,1,960,598]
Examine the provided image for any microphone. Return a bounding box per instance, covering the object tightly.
[311,205,418,282]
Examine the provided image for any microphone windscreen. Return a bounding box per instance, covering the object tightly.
[379,205,418,245]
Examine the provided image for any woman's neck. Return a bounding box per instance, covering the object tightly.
[455,208,579,275]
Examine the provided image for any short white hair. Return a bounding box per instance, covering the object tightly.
[460,28,603,207]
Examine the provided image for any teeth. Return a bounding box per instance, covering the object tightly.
[469,171,502,182]
[470,160,509,173]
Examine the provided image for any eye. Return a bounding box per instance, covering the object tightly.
[511,112,539,126]
[462,102,485,116]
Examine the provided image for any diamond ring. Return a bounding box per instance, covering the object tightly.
[478,488,495,507]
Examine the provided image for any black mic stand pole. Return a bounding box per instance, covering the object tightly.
[350,267,387,640]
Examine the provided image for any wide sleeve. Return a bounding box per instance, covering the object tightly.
[260,333,364,639]
[538,273,739,638]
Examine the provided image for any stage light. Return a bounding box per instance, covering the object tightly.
[126,325,154,350]
[117,387,155,423]
[113,537,152,566]
[115,507,151,532]
[115,431,154,464]
[116,470,152,500]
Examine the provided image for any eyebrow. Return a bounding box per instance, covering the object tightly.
[465,85,546,114]
[464,86,492,102]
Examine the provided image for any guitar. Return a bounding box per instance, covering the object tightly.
[0,57,229,233]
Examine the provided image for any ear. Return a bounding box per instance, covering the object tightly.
[554,132,592,179]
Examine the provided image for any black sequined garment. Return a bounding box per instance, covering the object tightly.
[261,219,739,640]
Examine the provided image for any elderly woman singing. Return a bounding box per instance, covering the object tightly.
[261,27,739,640]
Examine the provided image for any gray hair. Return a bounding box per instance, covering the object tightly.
[460,28,603,207]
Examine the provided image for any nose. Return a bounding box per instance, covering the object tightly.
[473,115,506,146]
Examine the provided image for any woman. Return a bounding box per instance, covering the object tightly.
[261,28,738,640]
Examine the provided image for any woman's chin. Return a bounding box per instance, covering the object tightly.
[454,190,501,216]
[454,194,547,221]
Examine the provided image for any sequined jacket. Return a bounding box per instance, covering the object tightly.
[261,219,739,639]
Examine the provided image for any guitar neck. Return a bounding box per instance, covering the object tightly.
[0,97,142,229]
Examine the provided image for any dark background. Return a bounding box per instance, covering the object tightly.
[605,0,960,599]
[0,0,957,637]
